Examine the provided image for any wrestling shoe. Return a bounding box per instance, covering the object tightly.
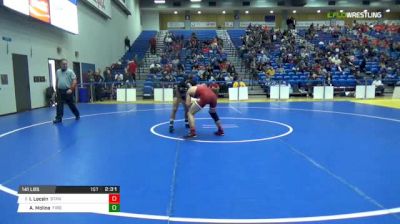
[53,118,62,124]
[214,129,224,136]
[184,129,197,138]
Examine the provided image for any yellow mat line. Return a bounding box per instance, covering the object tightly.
[92,98,343,105]
[92,98,400,109]
[351,99,400,109]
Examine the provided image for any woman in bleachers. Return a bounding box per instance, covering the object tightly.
[219,60,228,73]
[227,63,236,75]
[266,66,275,77]
[149,61,161,74]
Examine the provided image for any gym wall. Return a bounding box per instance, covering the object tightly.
[142,11,160,31]
[0,0,142,115]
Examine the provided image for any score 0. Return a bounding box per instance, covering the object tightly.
[109,194,120,212]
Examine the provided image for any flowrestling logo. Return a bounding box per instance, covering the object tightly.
[328,11,383,19]
[346,11,382,19]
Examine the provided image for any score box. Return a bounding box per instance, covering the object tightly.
[109,194,120,204]
[109,204,120,212]
[17,185,120,213]
[108,194,120,212]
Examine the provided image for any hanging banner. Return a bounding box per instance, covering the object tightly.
[190,21,217,28]
[296,20,331,28]
[239,21,275,28]
[224,22,234,28]
[81,0,112,18]
[112,0,130,14]
[167,22,185,29]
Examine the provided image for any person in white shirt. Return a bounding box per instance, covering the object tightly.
[149,61,161,74]
[114,73,124,82]
[372,76,385,96]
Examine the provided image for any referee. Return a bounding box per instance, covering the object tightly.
[53,59,80,124]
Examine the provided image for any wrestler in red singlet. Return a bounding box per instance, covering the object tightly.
[194,84,217,108]
[185,84,224,138]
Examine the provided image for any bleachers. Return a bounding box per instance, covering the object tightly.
[239,28,384,93]
[111,26,399,99]
[367,30,400,42]
[110,31,157,82]
[142,30,234,98]
[227,30,246,48]
[121,31,157,63]
[168,30,217,41]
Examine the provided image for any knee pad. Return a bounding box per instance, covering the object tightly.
[209,111,220,122]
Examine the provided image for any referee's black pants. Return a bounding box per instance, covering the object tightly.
[56,89,80,120]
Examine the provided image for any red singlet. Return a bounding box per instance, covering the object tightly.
[194,85,217,108]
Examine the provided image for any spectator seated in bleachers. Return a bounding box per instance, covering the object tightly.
[209,81,220,96]
[148,30,235,96]
[233,78,246,88]
[234,22,400,96]
[150,61,161,74]
[265,66,275,77]
[372,76,385,96]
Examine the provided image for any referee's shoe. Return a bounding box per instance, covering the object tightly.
[53,115,80,124]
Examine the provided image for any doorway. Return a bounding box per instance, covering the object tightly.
[12,54,31,112]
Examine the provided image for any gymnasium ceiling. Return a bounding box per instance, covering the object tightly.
[139,0,400,13]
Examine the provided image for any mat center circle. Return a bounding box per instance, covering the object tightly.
[150,117,294,143]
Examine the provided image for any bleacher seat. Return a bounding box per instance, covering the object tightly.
[143,86,154,97]
[144,80,153,87]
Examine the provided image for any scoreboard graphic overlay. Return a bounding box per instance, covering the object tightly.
[17,186,120,213]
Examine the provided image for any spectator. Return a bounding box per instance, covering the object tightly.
[225,73,233,82]
[233,79,246,88]
[87,70,95,83]
[209,81,220,96]
[103,67,113,83]
[115,72,124,83]
[372,76,385,96]
[227,63,236,75]
[93,70,104,101]
[127,59,137,82]
[307,73,319,96]
[286,16,296,30]
[150,36,157,55]
[124,36,130,51]
[150,61,161,74]
[360,58,366,72]
[103,67,113,98]
[266,66,275,77]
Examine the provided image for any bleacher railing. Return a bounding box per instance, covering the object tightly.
[73,80,248,103]
[69,76,386,103]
